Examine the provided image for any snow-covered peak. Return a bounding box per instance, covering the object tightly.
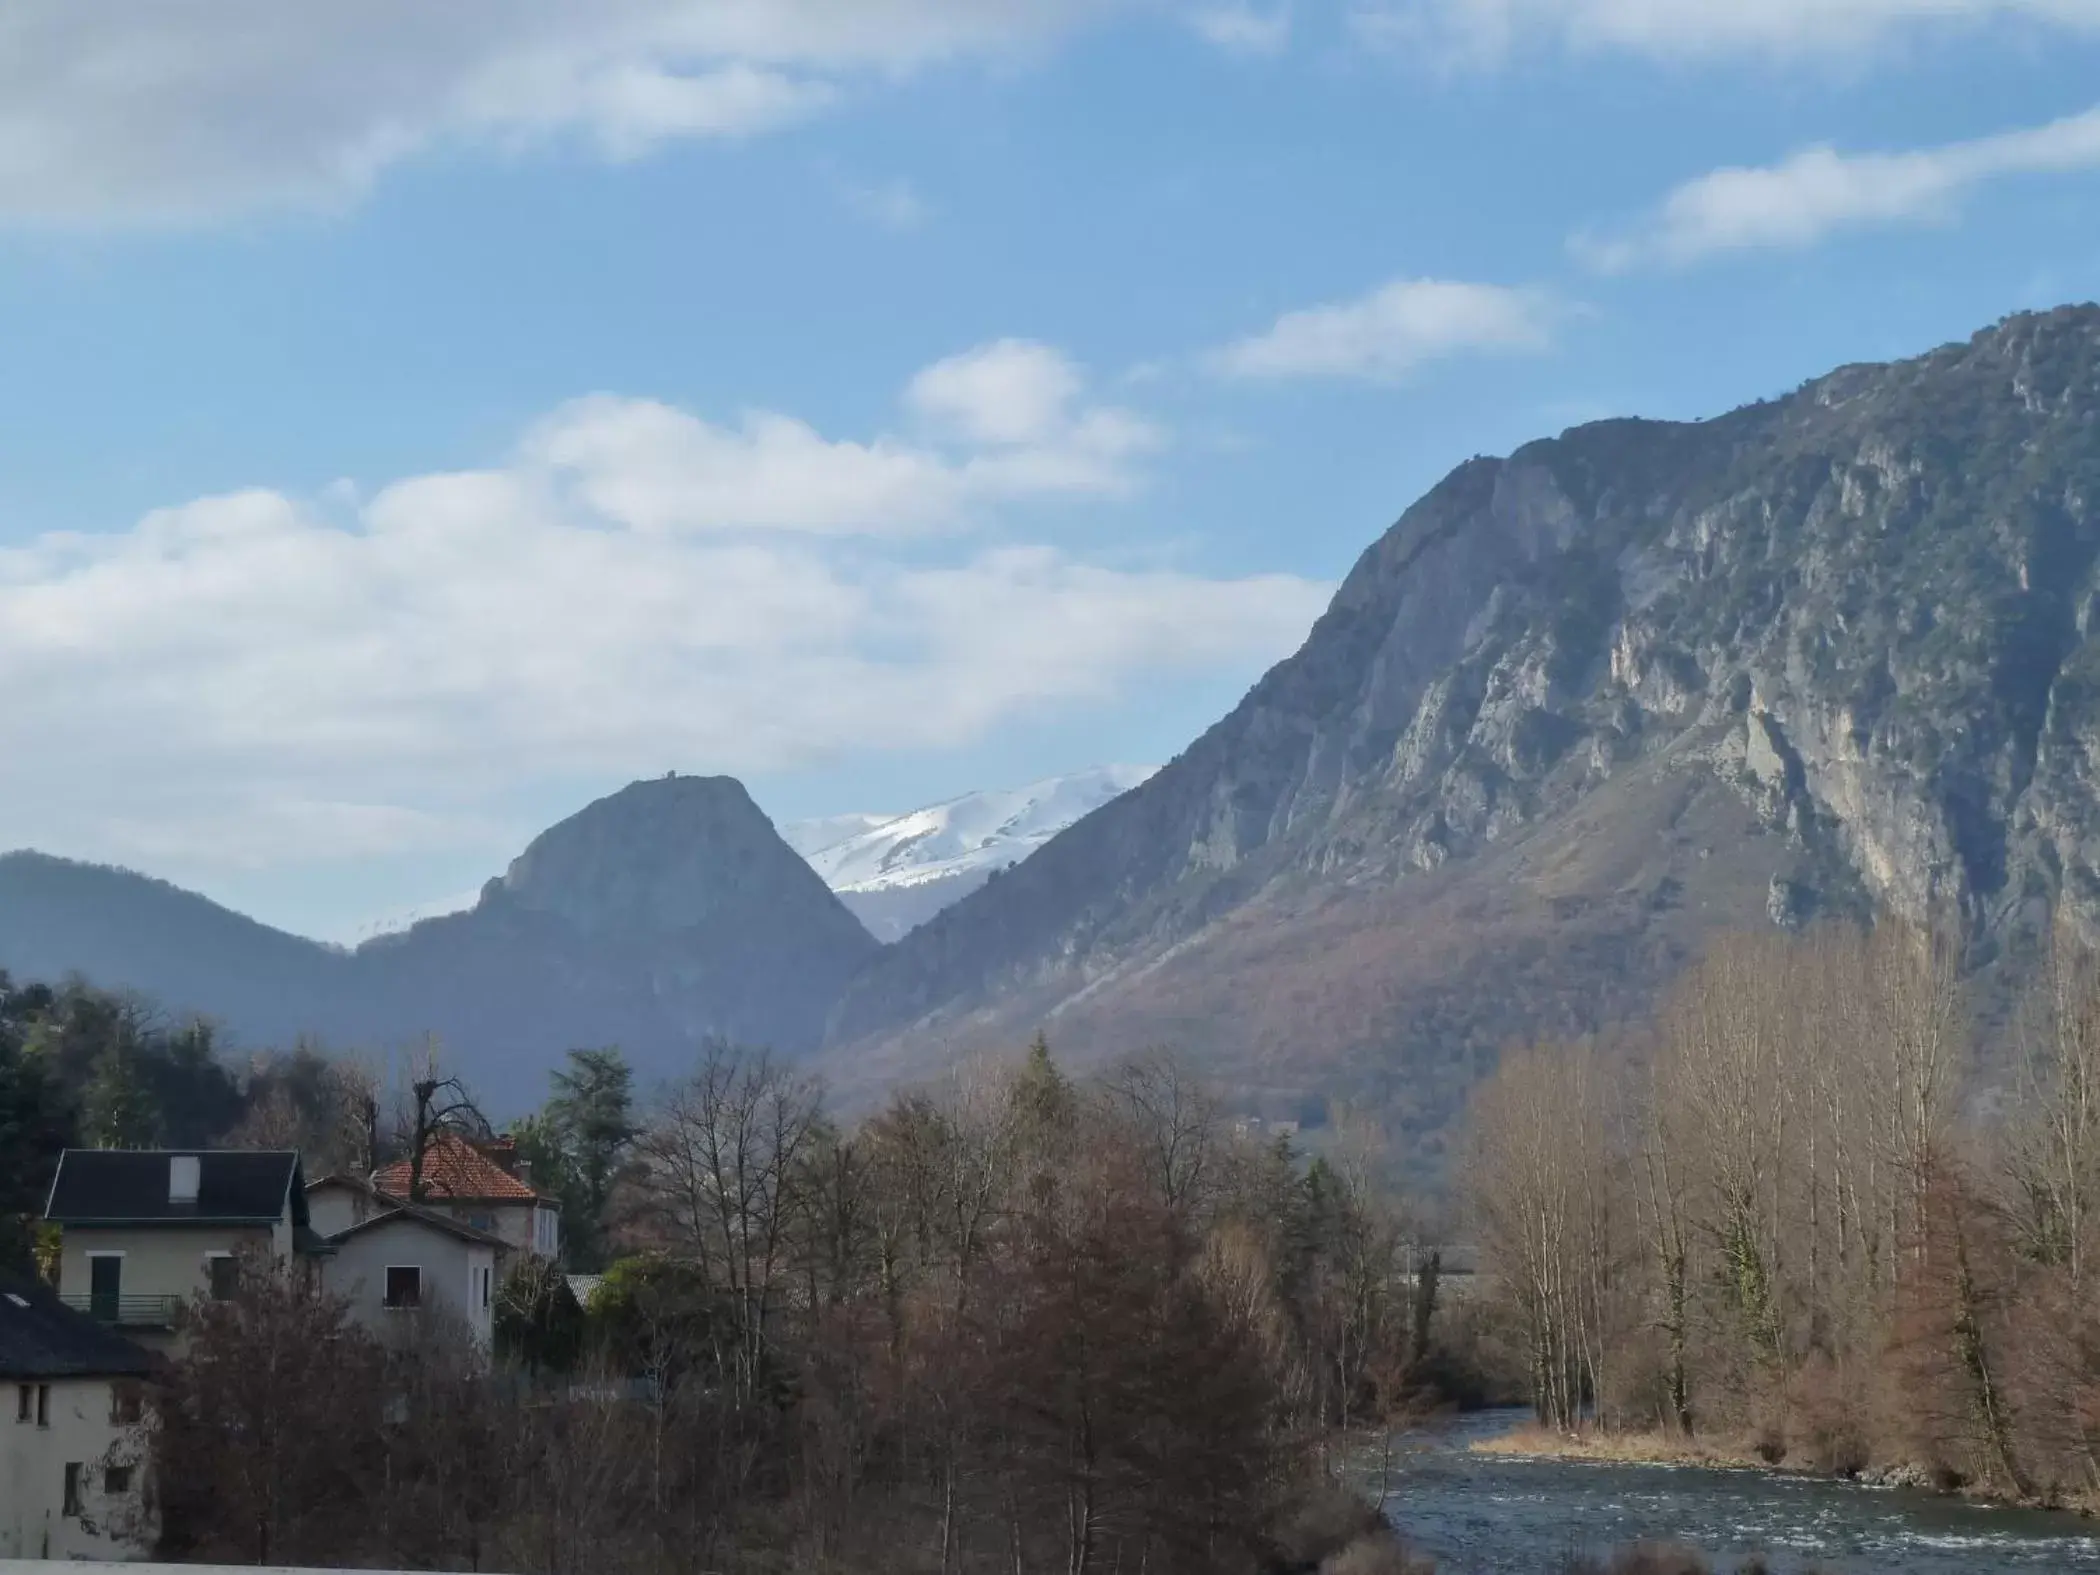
[790,766,1159,895]
[776,811,900,862]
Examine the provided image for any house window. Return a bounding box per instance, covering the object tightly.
[62,1462,82,1517]
[208,1254,241,1301]
[383,1266,422,1309]
[110,1382,143,1426]
[477,1266,491,1310]
[104,1464,133,1495]
[467,1211,496,1232]
[87,1253,123,1321]
[36,1384,49,1427]
[15,1384,28,1423]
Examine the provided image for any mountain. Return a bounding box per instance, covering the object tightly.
[360,774,882,1066]
[0,851,351,1044]
[786,768,1160,941]
[824,307,2100,1160]
[347,890,481,946]
[0,775,879,1103]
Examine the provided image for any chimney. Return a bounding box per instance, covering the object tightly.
[483,1135,520,1177]
[169,1155,201,1206]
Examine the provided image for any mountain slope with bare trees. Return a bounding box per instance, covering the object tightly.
[826,307,2100,1152]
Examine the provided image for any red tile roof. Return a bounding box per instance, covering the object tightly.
[371,1132,540,1203]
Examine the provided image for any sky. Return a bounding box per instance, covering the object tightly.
[2,0,2099,943]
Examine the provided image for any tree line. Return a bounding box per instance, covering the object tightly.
[1462,918,2100,1507]
[132,1036,1459,1573]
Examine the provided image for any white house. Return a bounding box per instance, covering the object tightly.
[0,1277,158,1562]
[319,1205,504,1351]
[42,1150,328,1353]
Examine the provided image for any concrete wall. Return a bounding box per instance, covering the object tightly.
[304,1183,382,1240]
[432,1200,556,1259]
[0,1376,152,1561]
[321,1220,495,1348]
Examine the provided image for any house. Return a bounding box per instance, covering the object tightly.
[42,1150,328,1350]
[0,1275,158,1561]
[303,1171,400,1239]
[370,1133,560,1261]
[318,1202,505,1351]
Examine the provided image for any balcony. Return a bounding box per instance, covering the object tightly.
[61,1293,185,1330]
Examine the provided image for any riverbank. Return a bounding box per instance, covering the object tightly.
[1467,1421,2097,1516]
[1470,1424,1775,1473]
[1374,1410,2100,1573]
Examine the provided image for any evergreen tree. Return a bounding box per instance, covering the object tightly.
[494,1257,585,1378]
[518,1048,638,1271]
[0,975,78,1273]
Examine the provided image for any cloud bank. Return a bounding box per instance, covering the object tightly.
[1213,278,1558,382]
[0,346,1328,873]
[1350,0,2100,64]
[1577,104,2100,270]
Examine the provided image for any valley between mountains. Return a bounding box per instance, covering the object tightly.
[10,306,2100,1165]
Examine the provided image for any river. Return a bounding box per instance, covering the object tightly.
[1373,1411,2100,1573]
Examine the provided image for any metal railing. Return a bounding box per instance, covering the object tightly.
[60,1293,185,1329]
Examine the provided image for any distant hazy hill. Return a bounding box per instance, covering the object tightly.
[0,776,879,1103]
[824,307,2100,1161]
[785,768,1158,941]
[0,851,350,1043]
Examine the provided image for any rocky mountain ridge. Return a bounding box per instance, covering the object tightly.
[10,307,2100,1155]
[820,306,2100,1148]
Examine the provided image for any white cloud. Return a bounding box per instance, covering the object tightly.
[1212,278,1557,382]
[525,398,974,536]
[909,339,1088,445]
[841,176,932,230]
[0,0,1124,223]
[1349,0,2100,64]
[0,345,1328,877]
[1577,104,2100,270]
[1189,4,1295,53]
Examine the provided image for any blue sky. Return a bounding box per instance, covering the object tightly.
[2,0,2098,942]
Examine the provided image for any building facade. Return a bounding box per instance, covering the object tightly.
[42,1151,326,1353]
[0,1277,157,1562]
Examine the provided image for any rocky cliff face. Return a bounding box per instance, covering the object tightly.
[825,307,2100,1145]
[432,774,882,1050]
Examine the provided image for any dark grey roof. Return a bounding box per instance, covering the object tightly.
[328,1203,507,1250]
[0,1275,159,1380]
[45,1149,310,1228]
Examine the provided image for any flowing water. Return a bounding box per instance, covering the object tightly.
[1373,1411,2100,1574]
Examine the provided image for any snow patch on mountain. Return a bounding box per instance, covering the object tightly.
[786,767,1159,940]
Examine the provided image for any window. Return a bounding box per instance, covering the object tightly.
[110,1382,143,1426]
[467,1211,496,1232]
[208,1254,241,1301]
[15,1384,29,1423]
[36,1384,49,1428]
[87,1253,123,1321]
[104,1464,133,1496]
[477,1266,491,1310]
[62,1462,81,1517]
[383,1266,422,1309]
